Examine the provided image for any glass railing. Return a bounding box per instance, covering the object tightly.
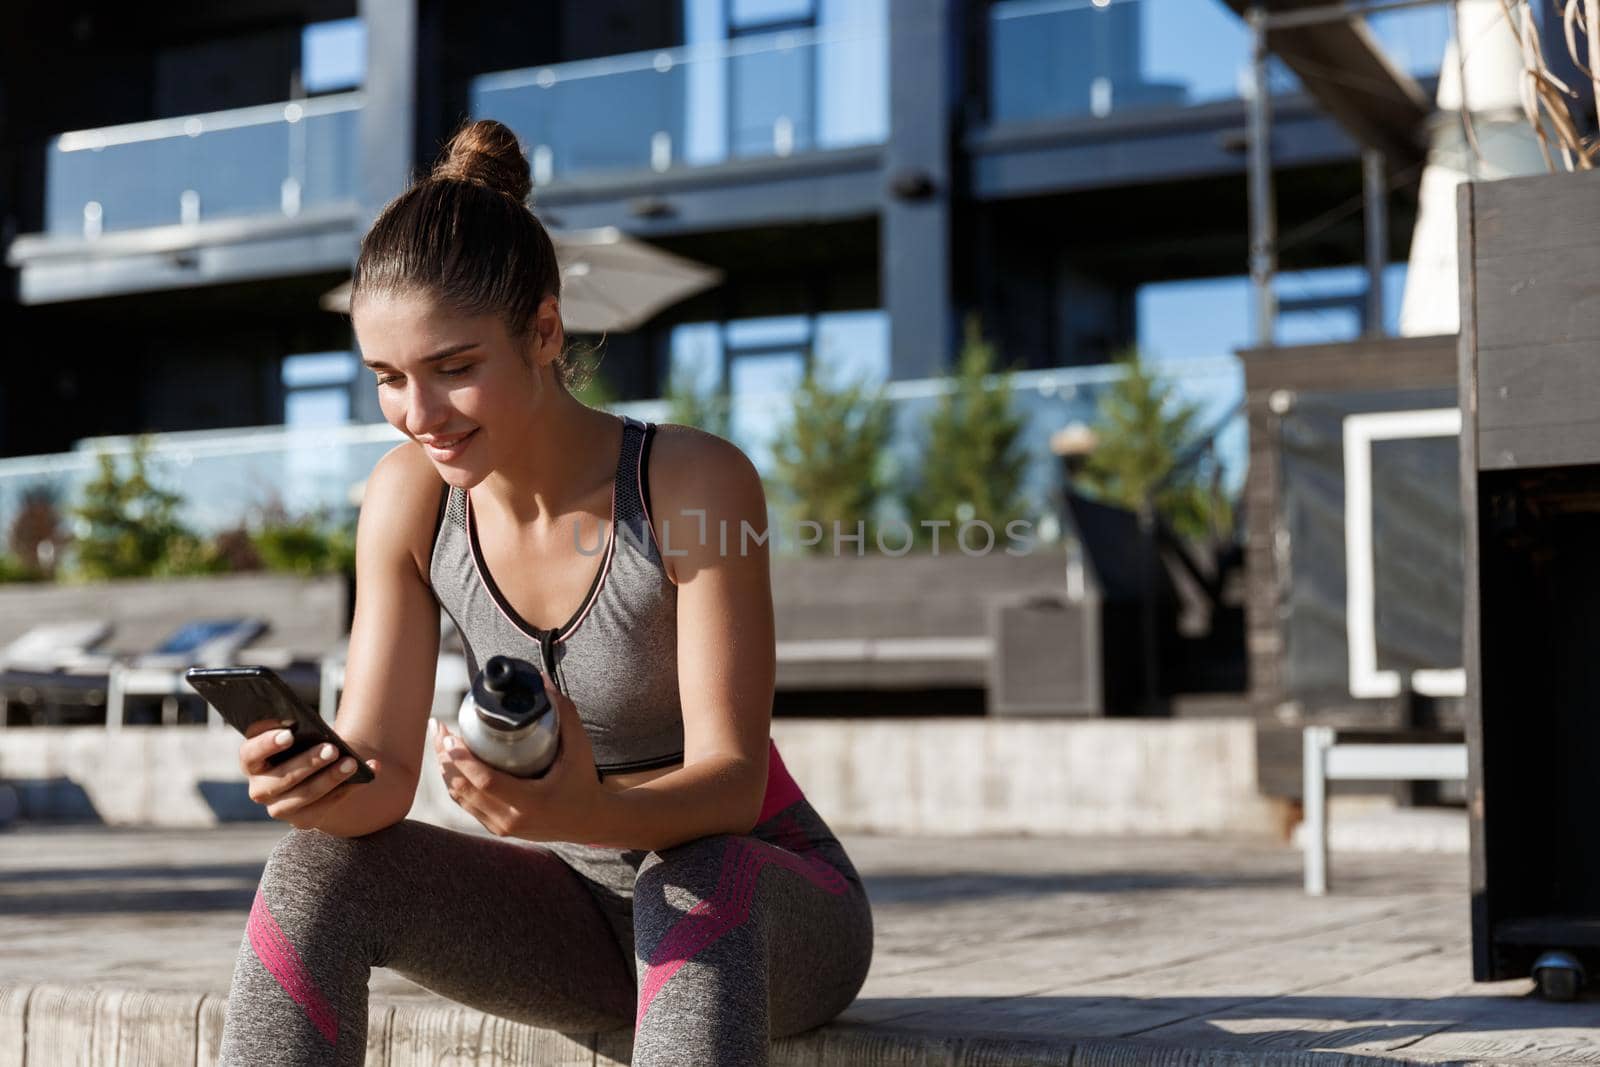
[45,92,363,237]
[0,422,402,541]
[987,0,1447,125]
[471,23,887,185]
[0,357,1241,557]
[681,355,1246,539]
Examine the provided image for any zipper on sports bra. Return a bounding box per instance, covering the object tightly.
[539,630,557,678]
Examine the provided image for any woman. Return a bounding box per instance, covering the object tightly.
[218,119,873,1067]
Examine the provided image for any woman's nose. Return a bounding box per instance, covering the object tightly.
[405,383,448,438]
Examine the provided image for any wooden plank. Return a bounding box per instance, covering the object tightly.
[1469,168,1600,258]
[1477,420,1600,472]
[1476,340,1600,430]
[1240,336,1458,395]
[1398,1001,1600,1064]
[1473,248,1600,352]
[0,986,26,1067]
[1130,939,1486,1057]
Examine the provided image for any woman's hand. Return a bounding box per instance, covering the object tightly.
[238,721,381,828]
[435,675,612,842]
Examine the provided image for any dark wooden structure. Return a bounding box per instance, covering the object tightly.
[1459,169,1600,986]
[1239,332,1459,796]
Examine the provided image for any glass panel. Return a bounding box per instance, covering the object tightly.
[730,351,807,460]
[1137,264,1410,356]
[303,18,366,93]
[46,94,362,235]
[725,314,810,348]
[988,0,1297,124]
[813,309,889,390]
[285,390,351,428]
[732,0,816,28]
[668,323,725,395]
[472,22,885,182]
[283,352,358,389]
[730,35,813,157]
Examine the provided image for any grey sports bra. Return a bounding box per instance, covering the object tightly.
[428,416,684,776]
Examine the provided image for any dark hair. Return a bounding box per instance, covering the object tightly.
[350,119,595,390]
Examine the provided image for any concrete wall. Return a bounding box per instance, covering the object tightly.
[0,572,348,658]
[0,718,1283,838]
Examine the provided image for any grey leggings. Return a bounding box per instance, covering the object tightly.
[217,798,873,1066]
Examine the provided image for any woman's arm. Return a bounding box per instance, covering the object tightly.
[276,443,444,838]
[595,428,775,849]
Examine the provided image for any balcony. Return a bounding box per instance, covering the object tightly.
[7,93,364,304]
[986,0,1447,125]
[45,93,361,237]
[471,23,887,188]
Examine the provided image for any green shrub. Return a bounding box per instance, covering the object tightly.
[1073,351,1233,540]
[903,316,1031,547]
[251,515,355,576]
[768,365,893,555]
[0,552,46,583]
[70,439,195,580]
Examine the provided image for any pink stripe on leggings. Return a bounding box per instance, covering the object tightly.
[634,829,850,1027]
[248,890,339,1047]
[755,740,805,825]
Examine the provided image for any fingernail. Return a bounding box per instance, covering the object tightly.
[320,744,337,761]
[444,736,459,752]
[274,730,292,745]
[339,758,356,774]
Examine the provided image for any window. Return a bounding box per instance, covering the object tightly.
[302,18,366,94]
[282,352,357,427]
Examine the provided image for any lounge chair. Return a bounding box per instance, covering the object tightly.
[107,617,268,729]
[0,621,116,726]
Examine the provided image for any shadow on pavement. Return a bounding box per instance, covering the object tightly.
[0,861,263,915]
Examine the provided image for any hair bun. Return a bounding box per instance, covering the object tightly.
[431,119,533,206]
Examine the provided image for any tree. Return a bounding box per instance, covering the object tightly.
[7,484,68,580]
[904,316,1030,547]
[768,365,893,555]
[1073,351,1232,540]
[70,439,199,580]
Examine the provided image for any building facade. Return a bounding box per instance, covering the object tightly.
[0,1,1449,504]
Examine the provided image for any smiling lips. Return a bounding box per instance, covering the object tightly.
[421,429,478,459]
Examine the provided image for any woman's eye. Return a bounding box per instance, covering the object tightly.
[375,374,402,387]
[440,365,471,378]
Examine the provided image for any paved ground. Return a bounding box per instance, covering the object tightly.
[2,824,1596,1064]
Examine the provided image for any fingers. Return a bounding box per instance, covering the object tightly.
[261,755,364,819]
[248,743,362,809]
[437,730,519,833]
[238,722,296,777]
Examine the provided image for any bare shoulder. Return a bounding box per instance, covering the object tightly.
[646,424,768,579]
[360,442,449,581]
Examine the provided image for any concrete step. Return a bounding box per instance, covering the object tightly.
[0,979,1529,1067]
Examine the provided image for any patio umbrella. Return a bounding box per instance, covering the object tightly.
[319,226,722,333]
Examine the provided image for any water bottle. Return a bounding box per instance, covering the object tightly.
[455,655,560,777]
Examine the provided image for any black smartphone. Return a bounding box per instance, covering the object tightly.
[185,665,374,785]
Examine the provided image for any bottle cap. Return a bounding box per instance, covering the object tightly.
[470,655,551,733]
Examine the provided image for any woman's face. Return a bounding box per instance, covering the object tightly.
[352,289,562,487]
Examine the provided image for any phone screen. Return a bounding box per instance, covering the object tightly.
[185,666,374,784]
